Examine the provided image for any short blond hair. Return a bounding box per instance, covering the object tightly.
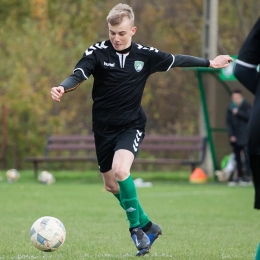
[106,3,135,26]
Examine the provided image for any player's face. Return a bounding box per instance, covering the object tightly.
[108,17,137,51]
[232,93,243,106]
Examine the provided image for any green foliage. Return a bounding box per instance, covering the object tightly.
[0,0,30,23]
[0,0,258,168]
[0,171,258,259]
[0,0,101,168]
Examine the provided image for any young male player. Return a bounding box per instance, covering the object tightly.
[50,3,233,256]
[234,17,260,209]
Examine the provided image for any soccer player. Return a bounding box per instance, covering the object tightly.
[50,3,233,256]
[234,17,260,209]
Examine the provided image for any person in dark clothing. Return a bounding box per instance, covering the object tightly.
[50,3,233,255]
[234,17,260,209]
[226,89,251,183]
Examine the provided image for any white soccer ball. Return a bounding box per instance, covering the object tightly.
[38,171,55,185]
[30,216,66,252]
[6,169,20,182]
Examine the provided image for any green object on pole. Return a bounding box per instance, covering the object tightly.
[219,55,237,81]
[196,71,218,175]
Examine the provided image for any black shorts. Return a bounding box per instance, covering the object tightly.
[94,129,145,173]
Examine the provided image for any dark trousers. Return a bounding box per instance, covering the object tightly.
[231,143,251,180]
[250,154,260,209]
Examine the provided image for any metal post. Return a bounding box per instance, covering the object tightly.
[200,0,219,176]
[197,71,217,173]
[202,0,219,59]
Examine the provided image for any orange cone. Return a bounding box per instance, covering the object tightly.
[189,167,207,184]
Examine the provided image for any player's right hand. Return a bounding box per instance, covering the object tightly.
[50,86,64,102]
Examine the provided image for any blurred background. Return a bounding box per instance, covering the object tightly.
[0,0,259,170]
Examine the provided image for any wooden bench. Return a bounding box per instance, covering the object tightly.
[24,134,207,176]
[24,135,97,177]
[136,135,207,171]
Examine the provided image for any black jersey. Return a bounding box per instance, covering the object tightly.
[60,40,209,136]
[234,17,260,154]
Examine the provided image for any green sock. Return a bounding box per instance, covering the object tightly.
[113,193,124,209]
[256,243,260,260]
[138,201,150,228]
[117,175,140,228]
[114,187,150,227]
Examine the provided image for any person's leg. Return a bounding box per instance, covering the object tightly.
[112,149,139,228]
[242,147,251,182]
[233,144,243,181]
[98,146,150,255]
[113,129,153,226]
[249,154,260,209]
[102,164,162,251]
[101,151,151,228]
[97,130,161,255]
[113,192,150,228]
[100,169,122,205]
[113,129,162,243]
[95,133,125,206]
[112,149,150,255]
[95,133,136,219]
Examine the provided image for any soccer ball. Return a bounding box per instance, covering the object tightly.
[6,169,20,182]
[30,216,66,252]
[38,171,55,185]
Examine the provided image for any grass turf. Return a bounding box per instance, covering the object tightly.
[0,170,259,259]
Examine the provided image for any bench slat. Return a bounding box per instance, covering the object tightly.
[143,135,203,141]
[134,158,183,164]
[25,156,97,162]
[48,135,94,142]
[140,144,202,151]
[47,144,96,150]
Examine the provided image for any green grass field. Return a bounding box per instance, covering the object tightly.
[0,170,259,260]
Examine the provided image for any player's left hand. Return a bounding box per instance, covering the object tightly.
[209,55,233,68]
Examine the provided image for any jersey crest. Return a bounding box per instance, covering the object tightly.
[134,61,144,72]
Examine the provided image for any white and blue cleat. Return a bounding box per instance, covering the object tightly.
[132,223,163,256]
[144,222,163,247]
[131,228,150,256]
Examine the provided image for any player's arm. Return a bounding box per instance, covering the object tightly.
[236,17,260,66]
[50,71,86,102]
[51,44,97,102]
[172,54,233,68]
[234,18,260,94]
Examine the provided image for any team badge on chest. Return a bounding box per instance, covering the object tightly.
[134,61,144,72]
